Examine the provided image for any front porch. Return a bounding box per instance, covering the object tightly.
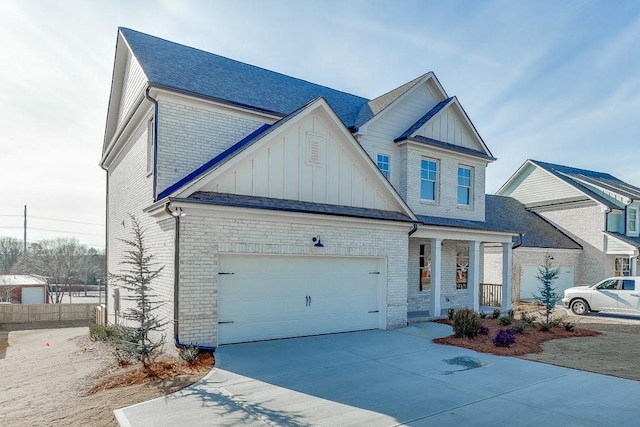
[408,225,515,317]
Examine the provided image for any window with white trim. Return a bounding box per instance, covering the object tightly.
[456,245,469,289]
[421,159,438,201]
[377,153,390,179]
[615,257,630,277]
[628,207,637,233]
[419,244,431,291]
[457,166,472,206]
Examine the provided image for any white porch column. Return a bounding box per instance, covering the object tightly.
[501,242,513,312]
[631,256,637,276]
[430,238,442,317]
[467,241,480,311]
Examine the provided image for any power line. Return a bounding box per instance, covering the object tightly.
[28,227,104,237]
[29,215,104,227]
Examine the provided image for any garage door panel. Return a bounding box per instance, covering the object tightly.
[520,264,574,300]
[218,255,382,344]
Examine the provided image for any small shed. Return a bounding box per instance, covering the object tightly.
[0,275,48,304]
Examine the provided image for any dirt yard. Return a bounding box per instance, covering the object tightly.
[518,315,640,381]
[0,323,212,427]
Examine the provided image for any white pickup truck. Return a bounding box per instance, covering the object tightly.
[562,277,640,315]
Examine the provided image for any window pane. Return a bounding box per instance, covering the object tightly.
[457,187,470,205]
[421,181,435,200]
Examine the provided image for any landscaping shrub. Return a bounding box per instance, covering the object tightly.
[493,329,516,347]
[507,309,515,319]
[479,323,489,335]
[89,324,122,342]
[179,344,200,365]
[520,312,536,325]
[498,316,513,326]
[479,311,487,319]
[491,308,501,319]
[563,320,575,332]
[514,323,530,334]
[447,308,455,320]
[451,308,482,338]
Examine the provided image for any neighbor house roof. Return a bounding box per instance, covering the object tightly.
[120,27,369,127]
[180,192,415,223]
[485,195,582,249]
[0,275,47,286]
[530,160,635,209]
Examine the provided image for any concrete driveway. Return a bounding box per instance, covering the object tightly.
[116,323,640,426]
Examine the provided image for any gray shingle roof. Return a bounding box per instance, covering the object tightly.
[530,160,634,209]
[120,28,369,127]
[397,135,496,161]
[416,213,516,234]
[485,195,582,249]
[181,192,414,223]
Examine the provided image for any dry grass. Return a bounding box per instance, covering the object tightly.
[434,317,600,356]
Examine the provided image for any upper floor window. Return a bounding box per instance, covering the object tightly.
[628,207,637,233]
[377,154,390,179]
[457,166,472,206]
[421,159,438,201]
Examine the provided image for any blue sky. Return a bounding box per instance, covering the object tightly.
[0,0,638,248]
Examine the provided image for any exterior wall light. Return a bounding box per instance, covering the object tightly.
[312,236,324,247]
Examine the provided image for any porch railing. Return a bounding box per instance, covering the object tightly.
[479,283,502,307]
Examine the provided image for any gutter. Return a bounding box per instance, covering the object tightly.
[408,223,419,236]
[165,203,216,352]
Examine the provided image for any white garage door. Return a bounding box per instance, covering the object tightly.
[21,287,45,304]
[217,255,382,344]
[520,265,574,301]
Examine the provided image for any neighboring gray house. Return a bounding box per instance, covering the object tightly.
[493,159,640,299]
[482,195,582,301]
[100,28,516,349]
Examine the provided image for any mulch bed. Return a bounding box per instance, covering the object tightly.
[433,318,600,356]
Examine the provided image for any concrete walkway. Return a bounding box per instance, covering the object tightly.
[116,323,640,426]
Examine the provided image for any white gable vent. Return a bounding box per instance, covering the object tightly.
[306,132,325,167]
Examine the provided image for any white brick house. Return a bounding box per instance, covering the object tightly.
[100,28,515,349]
[493,159,640,300]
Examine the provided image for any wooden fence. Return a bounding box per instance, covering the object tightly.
[0,303,100,324]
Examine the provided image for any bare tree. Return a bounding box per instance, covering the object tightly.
[0,236,22,274]
[24,238,88,303]
[0,275,14,303]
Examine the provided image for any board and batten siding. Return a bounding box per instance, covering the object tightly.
[506,166,584,206]
[202,110,395,211]
[359,84,441,191]
[415,107,479,150]
[116,53,147,130]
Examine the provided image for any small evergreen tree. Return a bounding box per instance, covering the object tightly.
[533,253,561,325]
[110,215,167,365]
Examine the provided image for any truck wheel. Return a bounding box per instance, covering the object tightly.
[570,299,589,316]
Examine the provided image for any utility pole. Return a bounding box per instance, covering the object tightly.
[23,205,27,253]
